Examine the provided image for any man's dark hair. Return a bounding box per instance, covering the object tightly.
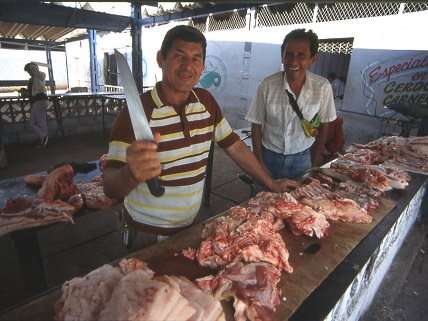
[160,25,207,61]
[281,28,319,58]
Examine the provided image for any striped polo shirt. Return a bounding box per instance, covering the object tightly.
[106,83,239,228]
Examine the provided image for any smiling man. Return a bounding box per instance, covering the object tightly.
[103,25,298,237]
[246,29,337,179]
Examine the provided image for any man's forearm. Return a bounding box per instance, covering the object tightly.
[251,123,263,161]
[103,165,139,200]
[312,124,329,166]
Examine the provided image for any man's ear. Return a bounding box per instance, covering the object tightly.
[156,51,163,68]
[310,53,317,65]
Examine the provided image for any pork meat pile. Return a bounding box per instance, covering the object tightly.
[55,258,224,321]
[248,191,330,239]
[345,135,428,174]
[330,160,410,192]
[291,178,373,224]
[197,262,281,321]
[0,164,117,235]
[196,207,293,273]
[75,179,117,209]
[0,195,83,236]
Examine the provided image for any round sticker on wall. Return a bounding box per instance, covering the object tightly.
[198,55,227,93]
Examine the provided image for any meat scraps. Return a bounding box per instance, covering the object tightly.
[347,135,428,173]
[55,258,224,321]
[0,196,82,236]
[196,210,293,273]
[197,262,281,321]
[291,179,372,224]
[38,164,79,201]
[76,177,117,209]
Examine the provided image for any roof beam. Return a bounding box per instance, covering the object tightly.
[140,2,256,25]
[0,2,131,32]
[0,37,62,47]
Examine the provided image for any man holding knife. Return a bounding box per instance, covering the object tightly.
[103,25,298,237]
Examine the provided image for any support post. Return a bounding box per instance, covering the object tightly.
[64,48,70,91]
[131,3,143,93]
[88,29,98,93]
[45,45,55,94]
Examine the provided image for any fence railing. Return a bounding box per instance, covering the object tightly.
[0,93,126,143]
[100,84,124,93]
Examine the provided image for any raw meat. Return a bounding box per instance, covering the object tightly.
[55,264,123,321]
[0,197,80,236]
[197,262,281,321]
[98,270,196,321]
[348,136,428,173]
[331,160,392,192]
[38,164,79,201]
[292,179,372,224]
[55,258,223,321]
[160,275,225,321]
[76,177,117,209]
[301,196,372,224]
[24,174,47,188]
[196,214,293,273]
[285,206,330,238]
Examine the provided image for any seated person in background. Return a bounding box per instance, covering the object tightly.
[327,72,345,99]
[103,26,298,237]
[246,28,336,179]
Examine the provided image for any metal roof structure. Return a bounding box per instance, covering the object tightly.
[0,21,77,42]
[0,1,131,45]
[0,1,135,93]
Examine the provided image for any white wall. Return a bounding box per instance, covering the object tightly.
[0,48,68,93]
[139,10,428,132]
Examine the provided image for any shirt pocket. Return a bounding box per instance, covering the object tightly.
[265,102,285,127]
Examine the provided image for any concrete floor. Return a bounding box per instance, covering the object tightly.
[0,133,427,320]
[360,214,428,321]
[0,133,250,312]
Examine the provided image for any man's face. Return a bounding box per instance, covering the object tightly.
[282,39,315,80]
[157,39,205,94]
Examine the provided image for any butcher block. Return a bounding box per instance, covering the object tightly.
[1,174,426,321]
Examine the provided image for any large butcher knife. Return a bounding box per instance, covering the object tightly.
[114,50,165,197]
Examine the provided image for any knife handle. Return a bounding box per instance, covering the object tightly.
[147,178,165,197]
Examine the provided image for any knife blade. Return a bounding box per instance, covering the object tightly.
[115,50,164,197]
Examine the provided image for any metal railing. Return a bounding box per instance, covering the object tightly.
[100,84,124,93]
[0,93,127,143]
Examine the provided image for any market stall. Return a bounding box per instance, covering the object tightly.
[0,152,426,321]
[0,163,122,302]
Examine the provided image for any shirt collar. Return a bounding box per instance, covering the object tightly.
[282,71,312,99]
[150,82,164,108]
[150,82,200,109]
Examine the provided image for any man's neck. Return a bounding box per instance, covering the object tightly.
[286,73,306,98]
[159,82,191,107]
